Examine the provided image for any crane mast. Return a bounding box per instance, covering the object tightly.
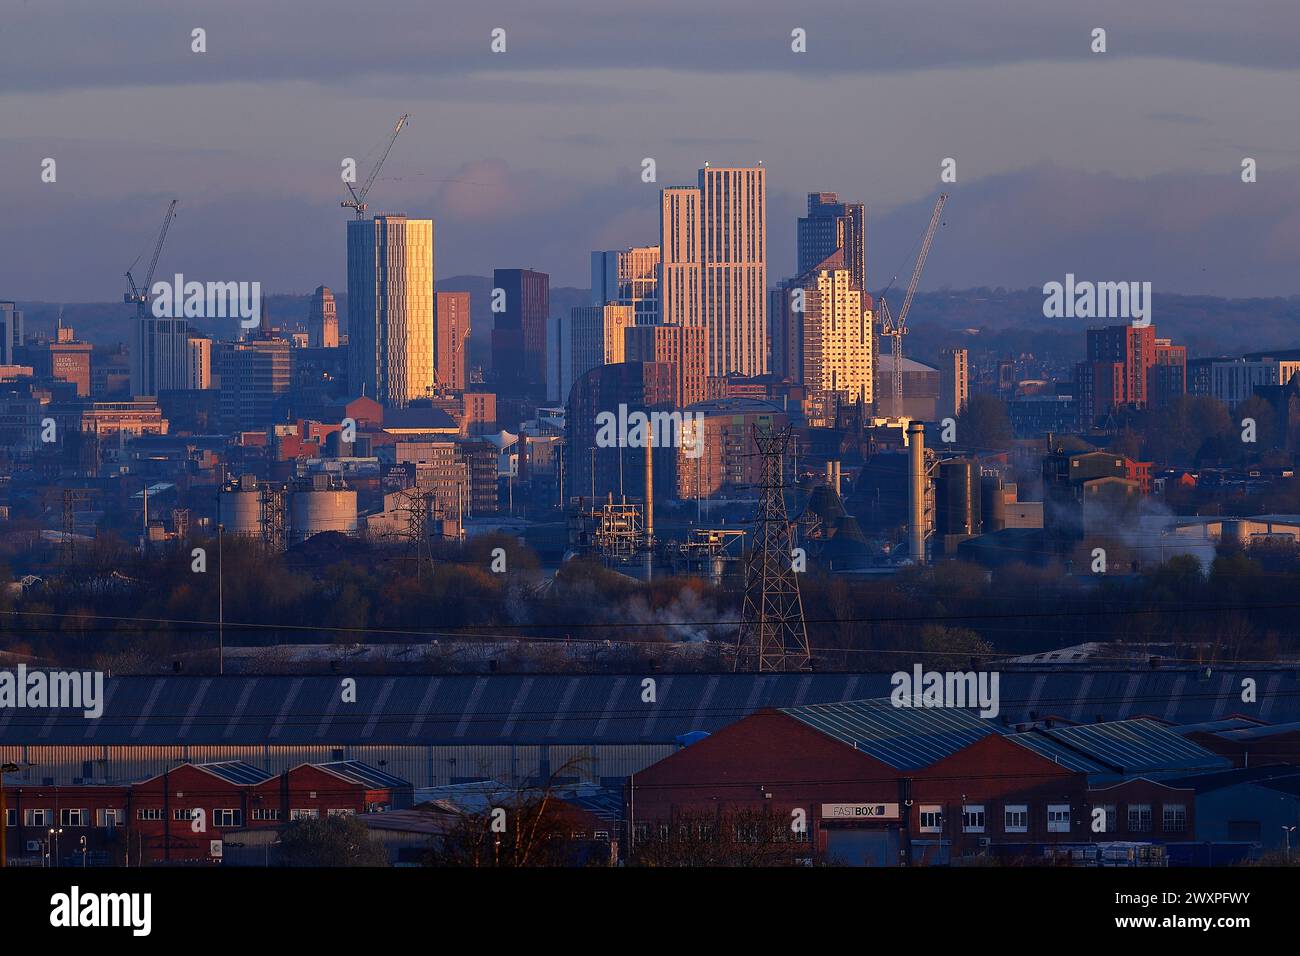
[878,193,947,418]
[342,114,409,220]
[124,199,179,313]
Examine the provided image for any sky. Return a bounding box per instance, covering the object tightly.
[3,0,1300,302]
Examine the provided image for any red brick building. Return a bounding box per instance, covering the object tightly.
[627,701,1088,866]
[3,759,411,866]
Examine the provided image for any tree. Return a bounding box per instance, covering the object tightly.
[278,814,389,867]
[956,394,1013,451]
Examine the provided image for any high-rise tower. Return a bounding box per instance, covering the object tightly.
[347,215,435,407]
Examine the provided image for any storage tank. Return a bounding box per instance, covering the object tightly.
[980,474,1007,533]
[218,476,263,537]
[289,488,358,543]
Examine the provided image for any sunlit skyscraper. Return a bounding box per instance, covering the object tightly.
[698,164,767,378]
[347,215,435,407]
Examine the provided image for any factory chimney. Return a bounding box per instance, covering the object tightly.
[644,438,654,543]
[907,421,927,564]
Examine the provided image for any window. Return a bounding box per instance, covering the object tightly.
[137,808,163,822]
[251,808,280,821]
[1162,804,1187,833]
[24,809,49,827]
[1004,805,1028,833]
[1097,805,1116,834]
[59,808,87,827]
[594,830,610,841]
[173,808,197,822]
[96,808,122,828]
[213,808,242,827]
[1048,805,1071,833]
[634,824,649,842]
[327,808,354,818]
[290,809,319,821]
[961,805,985,834]
[1128,804,1152,833]
[4,809,14,827]
[657,824,669,841]
[919,805,943,834]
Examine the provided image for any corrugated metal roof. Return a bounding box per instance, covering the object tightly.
[316,760,411,790]
[782,698,998,770]
[0,670,1296,747]
[1172,718,1263,736]
[194,760,273,785]
[1218,721,1300,741]
[1015,719,1229,776]
[1006,733,1111,774]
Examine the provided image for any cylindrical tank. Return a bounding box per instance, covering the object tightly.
[936,459,981,537]
[980,475,1007,533]
[289,489,358,543]
[217,489,262,537]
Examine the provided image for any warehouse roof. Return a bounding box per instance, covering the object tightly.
[1009,719,1229,777]
[193,760,273,786]
[316,759,411,791]
[0,670,1296,747]
[782,698,998,770]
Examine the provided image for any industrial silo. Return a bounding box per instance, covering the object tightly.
[288,477,358,543]
[217,475,264,537]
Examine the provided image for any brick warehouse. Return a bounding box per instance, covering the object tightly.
[626,700,1089,865]
[3,759,412,866]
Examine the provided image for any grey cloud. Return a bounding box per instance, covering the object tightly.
[3,0,1299,94]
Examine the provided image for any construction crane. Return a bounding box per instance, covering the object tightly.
[878,193,947,419]
[342,113,409,220]
[124,199,179,312]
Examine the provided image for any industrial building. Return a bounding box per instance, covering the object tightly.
[3,759,412,866]
[4,668,1300,792]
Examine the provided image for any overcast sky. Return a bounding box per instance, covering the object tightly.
[3,0,1299,301]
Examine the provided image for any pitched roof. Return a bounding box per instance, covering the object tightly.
[782,698,999,770]
[1009,719,1229,777]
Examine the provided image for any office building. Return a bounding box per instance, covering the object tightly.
[771,250,871,424]
[798,192,866,295]
[566,304,636,403]
[625,324,707,408]
[30,325,92,396]
[658,187,702,333]
[0,302,23,365]
[592,247,660,326]
[434,291,470,393]
[491,268,548,392]
[347,215,436,407]
[698,164,767,378]
[940,347,970,420]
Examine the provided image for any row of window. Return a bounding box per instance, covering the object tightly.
[919,803,1187,835]
[7,807,358,827]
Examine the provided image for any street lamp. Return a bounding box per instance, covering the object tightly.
[47,826,63,867]
[1283,825,1296,862]
[217,523,224,675]
[80,835,87,868]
